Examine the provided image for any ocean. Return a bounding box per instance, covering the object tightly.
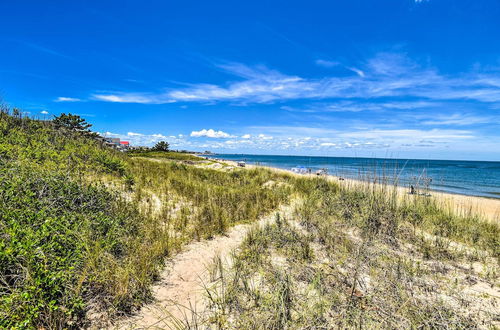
[206,154,500,199]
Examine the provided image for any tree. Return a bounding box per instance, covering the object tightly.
[152,141,170,152]
[52,113,97,137]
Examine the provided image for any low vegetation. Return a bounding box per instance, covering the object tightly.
[202,182,499,328]
[128,150,202,162]
[0,109,295,328]
[1,108,498,328]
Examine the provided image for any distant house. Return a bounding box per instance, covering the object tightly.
[117,141,130,151]
[100,137,132,151]
[104,137,121,147]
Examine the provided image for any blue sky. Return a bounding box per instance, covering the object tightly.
[1,0,500,160]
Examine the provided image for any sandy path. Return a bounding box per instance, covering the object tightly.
[112,203,294,329]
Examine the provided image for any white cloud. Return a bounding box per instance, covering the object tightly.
[55,97,81,102]
[250,126,336,137]
[339,129,474,140]
[89,53,500,106]
[99,123,493,156]
[347,67,365,77]
[99,131,183,147]
[317,59,365,77]
[420,114,493,126]
[282,100,438,113]
[190,129,233,138]
[315,59,340,68]
[40,110,49,115]
[236,125,482,153]
[258,134,273,140]
[92,93,176,104]
[127,132,144,137]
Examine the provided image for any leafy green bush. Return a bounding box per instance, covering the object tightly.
[0,167,143,328]
[0,111,151,328]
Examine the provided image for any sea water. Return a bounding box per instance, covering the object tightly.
[206,154,500,199]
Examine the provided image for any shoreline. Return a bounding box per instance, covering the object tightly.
[212,158,500,223]
[202,155,500,200]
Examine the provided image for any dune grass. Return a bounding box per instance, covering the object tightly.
[0,110,296,328]
[128,150,202,162]
[1,109,498,328]
[202,180,499,329]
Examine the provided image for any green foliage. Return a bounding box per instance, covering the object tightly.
[129,150,201,161]
[128,159,293,240]
[293,181,499,259]
[0,168,143,328]
[96,153,127,175]
[2,108,498,328]
[0,109,296,328]
[52,113,97,138]
[205,193,492,329]
[152,141,170,151]
[0,110,127,176]
[0,111,153,328]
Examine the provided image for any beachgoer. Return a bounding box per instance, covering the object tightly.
[410,185,415,194]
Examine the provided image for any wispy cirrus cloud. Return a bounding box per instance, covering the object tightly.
[91,93,176,104]
[90,52,500,106]
[315,59,365,77]
[420,113,494,126]
[282,100,439,113]
[315,59,340,68]
[55,97,82,102]
[339,128,474,140]
[346,67,365,77]
[17,41,72,59]
[247,125,475,144]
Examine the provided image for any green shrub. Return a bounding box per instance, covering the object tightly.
[0,167,142,328]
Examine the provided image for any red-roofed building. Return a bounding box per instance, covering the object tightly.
[118,141,130,151]
[99,136,132,151]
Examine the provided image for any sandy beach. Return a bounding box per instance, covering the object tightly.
[217,159,500,223]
